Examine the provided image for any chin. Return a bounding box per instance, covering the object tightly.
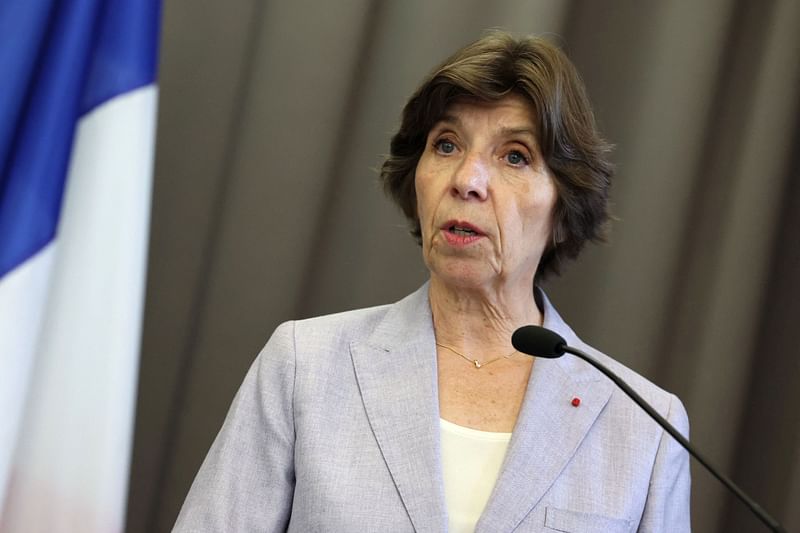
[431,261,495,290]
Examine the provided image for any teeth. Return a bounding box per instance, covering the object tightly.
[451,226,476,235]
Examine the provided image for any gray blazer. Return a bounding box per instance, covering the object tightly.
[174,283,690,532]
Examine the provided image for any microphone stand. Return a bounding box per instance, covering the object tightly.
[561,344,787,533]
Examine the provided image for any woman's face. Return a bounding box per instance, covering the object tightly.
[414,95,557,292]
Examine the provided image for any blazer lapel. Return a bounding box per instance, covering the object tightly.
[476,295,614,533]
[350,284,447,533]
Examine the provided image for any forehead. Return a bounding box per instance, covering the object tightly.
[435,94,538,132]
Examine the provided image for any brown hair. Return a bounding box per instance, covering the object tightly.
[380,31,614,280]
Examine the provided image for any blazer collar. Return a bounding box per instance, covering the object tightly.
[349,282,446,533]
[350,284,614,533]
[476,290,614,532]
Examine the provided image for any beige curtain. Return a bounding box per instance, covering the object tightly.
[127,1,800,531]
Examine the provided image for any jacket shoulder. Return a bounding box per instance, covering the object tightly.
[289,302,393,346]
[575,341,687,433]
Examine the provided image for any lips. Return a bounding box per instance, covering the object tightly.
[441,220,485,236]
[440,220,486,246]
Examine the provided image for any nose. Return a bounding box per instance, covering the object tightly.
[450,153,489,201]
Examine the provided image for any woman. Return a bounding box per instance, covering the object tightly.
[175,31,690,532]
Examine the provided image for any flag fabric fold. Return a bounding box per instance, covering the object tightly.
[0,1,161,531]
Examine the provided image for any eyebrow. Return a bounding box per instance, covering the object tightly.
[498,127,537,139]
[434,115,538,141]
[436,114,462,128]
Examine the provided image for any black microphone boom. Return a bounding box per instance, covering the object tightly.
[511,325,786,533]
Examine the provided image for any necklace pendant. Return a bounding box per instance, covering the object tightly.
[473,360,481,369]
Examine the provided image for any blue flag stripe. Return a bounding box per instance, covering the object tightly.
[0,0,161,278]
[80,0,160,114]
[0,0,103,278]
[0,0,58,179]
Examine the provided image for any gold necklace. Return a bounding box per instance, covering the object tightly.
[436,342,517,369]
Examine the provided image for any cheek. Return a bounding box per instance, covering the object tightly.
[529,175,558,227]
[414,162,437,223]
[413,172,425,218]
[511,185,558,248]
[413,174,432,243]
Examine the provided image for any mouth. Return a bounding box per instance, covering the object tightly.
[442,220,485,236]
[440,220,485,246]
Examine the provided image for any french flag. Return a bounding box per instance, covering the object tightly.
[0,1,161,531]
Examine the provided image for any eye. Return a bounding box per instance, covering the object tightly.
[434,139,457,155]
[505,150,530,166]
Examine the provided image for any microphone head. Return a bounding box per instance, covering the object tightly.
[512,325,567,358]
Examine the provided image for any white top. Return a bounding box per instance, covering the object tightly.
[440,418,512,533]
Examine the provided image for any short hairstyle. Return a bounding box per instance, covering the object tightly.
[380,31,614,281]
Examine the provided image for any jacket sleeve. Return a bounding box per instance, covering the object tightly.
[173,321,297,532]
[638,393,692,532]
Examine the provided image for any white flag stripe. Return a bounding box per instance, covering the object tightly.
[0,243,55,509]
[1,85,156,532]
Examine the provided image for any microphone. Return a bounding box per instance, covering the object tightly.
[512,325,786,533]
[511,325,566,358]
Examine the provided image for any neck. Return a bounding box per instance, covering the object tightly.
[428,275,543,353]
